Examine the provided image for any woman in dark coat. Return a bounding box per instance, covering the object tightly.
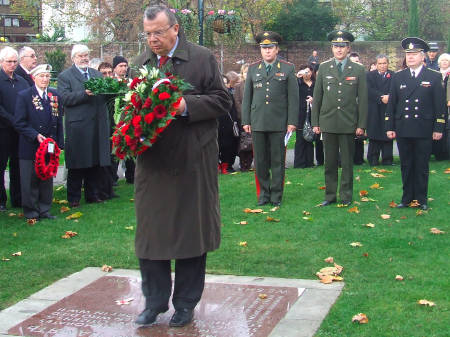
[294,65,323,168]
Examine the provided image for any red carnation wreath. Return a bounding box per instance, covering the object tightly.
[35,138,61,180]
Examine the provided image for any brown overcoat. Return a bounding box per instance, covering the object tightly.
[133,34,232,260]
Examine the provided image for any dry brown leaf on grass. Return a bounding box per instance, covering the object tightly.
[395,275,404,281]
[8,212,16,217]
[362,252,369,257]
[318,186,326,190]
[1,257,10,261]
[389,200,398,208]
[130,198,134,202]
[348,206,360,213]
[359,190,368,197]
[61,231,78,239]
[11,251,22,256]
[364,223,375,228]
[56,185,64,191]
[125,226,134,230]
[266,216,280,222]
[377,168,392,173]
[418,299,435,307]
[350,242,363,247]
[239,241,248,247]
[370,183,382,189]
[337,203,349,208]
[270,206,280,212]
[26,218,37,225]
[101,265,113,272]
[239,221,248,225]
[66,212,83,220]
[60,206,70,213]
[303,210,311,216]
[416,209,426,216]
[409,200,420,207]
[324,257,334,263]
[316,263,344,284]
[352,313,369,324]
[444,167,450,174]
[244,208,263,213]
[258,294,268,299]
[355,175,360,182]
[371,173,385,178]
[380,214,391,219]
[430,228,445,234]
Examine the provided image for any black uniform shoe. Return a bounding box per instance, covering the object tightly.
[40,213,57,220]
[169,308,194,327]
[419,204,428,210]
[320,200,335,207]
[135,308,167,325]
[396,203,408,208]
[271,201,281,207]
[257,199,269,206]
[0,205,7,212]
[341,200,352,207]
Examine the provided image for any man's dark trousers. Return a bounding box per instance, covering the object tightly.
[138,254,207,311]
[323,133,355,202]
[252,131,285,203]
[0,128,21,207]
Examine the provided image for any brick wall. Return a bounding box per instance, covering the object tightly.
[6,40,447,74]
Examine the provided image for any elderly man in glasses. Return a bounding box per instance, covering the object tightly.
[15,46,37,86]
[0,46,29,212]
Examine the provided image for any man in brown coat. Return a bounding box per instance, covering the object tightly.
[133,5,232,327]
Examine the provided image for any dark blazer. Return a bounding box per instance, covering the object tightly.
[132,33,232,260]
[366,69,394,140]
[57,65,110,169]
[385,67,446,137]
[0,69,29,128]
[14,86,64,160]
[14,65,34,87]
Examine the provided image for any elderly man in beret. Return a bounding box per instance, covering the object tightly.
[14,64,64,221]
[311,30,368,207]
[242,31,299,207]
[385,37,446,210]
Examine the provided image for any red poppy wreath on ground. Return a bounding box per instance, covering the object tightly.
[111,66,192,160]
[35,138,61,180]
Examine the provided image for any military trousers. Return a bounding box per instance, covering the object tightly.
[323,133,355,202]
[252,131,285,203]
[367,139,393,166]
[396,137,432,205]
[138,254,207,312]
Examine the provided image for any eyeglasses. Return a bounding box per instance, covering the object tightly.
[24,54,37,59]
[141,25,174,39]
[3,60,18,64]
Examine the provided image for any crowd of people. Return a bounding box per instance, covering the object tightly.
[0,3,448,328]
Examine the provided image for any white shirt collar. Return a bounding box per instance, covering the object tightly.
[409,65,423,77]
[35,85,47,99]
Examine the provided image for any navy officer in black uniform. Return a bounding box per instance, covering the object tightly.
[385,37,446,210]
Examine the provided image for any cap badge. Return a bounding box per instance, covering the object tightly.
[264,32,269,36]
[408,42,414,49]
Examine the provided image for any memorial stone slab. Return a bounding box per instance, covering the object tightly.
[8,276,304,337]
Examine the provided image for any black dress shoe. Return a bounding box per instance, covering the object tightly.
[169,308,194,327]
[86,198,103,204]
[271,201,281,207]
[0,205,7,212]
[257,199,269,206]
[135,308,167,325]
[40,213,57,220]
[320,200,335,207]
[341,200,352,206]
[396,203,407,208]
[420,204,428,210]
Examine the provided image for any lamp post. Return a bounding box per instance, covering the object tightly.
[198,0,203,45]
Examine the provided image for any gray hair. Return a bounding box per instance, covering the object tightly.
[0,46,18,62]
[89,57,103,70]
[437,53,450,67]
[18,46,35,59]
[144,5,178,26]
[375,54,389,63]
[71,44,90,60]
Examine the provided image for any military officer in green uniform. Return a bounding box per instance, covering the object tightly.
[311,30,368,206]
[242,31,299,206]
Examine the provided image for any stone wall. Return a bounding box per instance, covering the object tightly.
[6,40,447,74]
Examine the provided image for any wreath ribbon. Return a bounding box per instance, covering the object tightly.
[35,138,61,180]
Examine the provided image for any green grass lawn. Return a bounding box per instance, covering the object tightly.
[1,160,449,336]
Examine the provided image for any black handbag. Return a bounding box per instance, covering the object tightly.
[302,103,316,142]
[239,131,253,152]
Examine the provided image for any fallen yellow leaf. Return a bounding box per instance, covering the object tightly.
[418,299,435,307]
[371,173,385,178]
[377,168,392,173]
[430,228,445,234]
[11,251,22,256]
[324,256,334,263]
[365,223,375,228]
[26,218,37,225]
[1,257,10,261]
[266,216,280,222]
[56,185,64,191]
[285,181,292,185]
[125,226,134,230]
[61,231,78,239]
[101,265,113,272]
[348,206,360,213]
[352,313,369,324]
[395,275,404,281]
[66,212,83,220]
[370,183,382,189]
[389,200,398,208]
[380,214,391,219]
[359,190,368,197]
[302,210,311,216]
[240,221,248,225]
[239,241,248,247]
[444,168,450,174]
[270,206,280,212]
[8,212,16,217]
[318,186,326,190]
[60,206,70,213]
[350,242,363,247]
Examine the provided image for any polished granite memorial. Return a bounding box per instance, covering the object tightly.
[8,275,304,337]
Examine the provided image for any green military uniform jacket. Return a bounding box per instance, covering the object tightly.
[311,58,368,133]
[242,57,299,131]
